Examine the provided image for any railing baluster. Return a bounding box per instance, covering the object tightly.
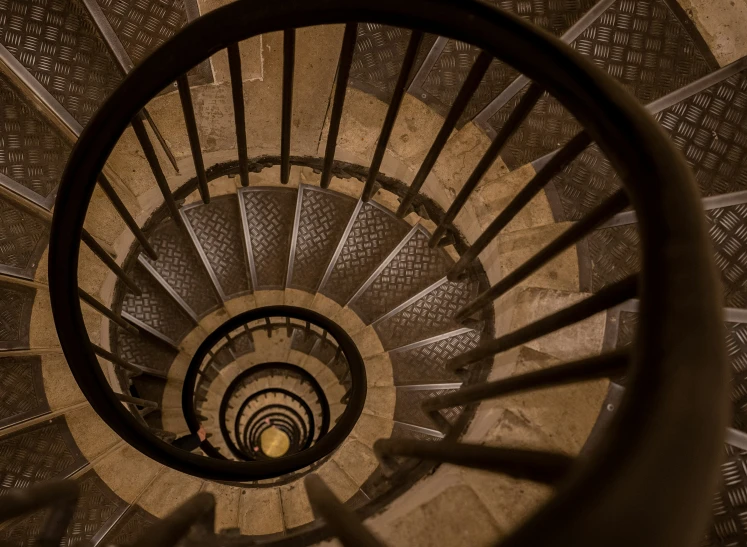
[305,475,383,547]
[361,30,424,202]
[455,189,630,320]
[116,392,159,409]
[321,23,358,189]
[96,174,158,260]
[428,82,545,246]
[228,43,250,188]
[427,349,628,411]
[396,51,493,217]
[80,230,141,295]
[78,289,139,335]
[451,275,638,370]
[92,343,168,379]
[281,29,296,185]
[142,109,180,173]
[373,439,573,483]
[131,115,184,226]
[177,75,210,204]
[446,131,592,275]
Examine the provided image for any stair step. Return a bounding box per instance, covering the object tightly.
[240,187,298,289]
[319,200,410,305]
[348,226,454,325]
[183,194,252,299]
[142,218,221,318]
[288,185,358,293]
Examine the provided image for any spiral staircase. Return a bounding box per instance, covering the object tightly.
[0,0,743,544]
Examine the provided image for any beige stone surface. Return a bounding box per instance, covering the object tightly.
[139,468,204,517]
[315,460,358,502]
[333,439,379,485]
[94,444,162,503]
[180,326,209,355]
[84,185,132,247]
[488,222,579,292]
[29,290,60,349]
[41,354,85,410]
[280,480,314,529]
[225,293,258,317]
[679,0,747,65]
[285,288,315,309]
[351,412,394,449]
[495,347,607,454]
[201,481,241,532]
[352,327,385,359]
[365,353,394,388]
[240,486,284,535]
[473,163,554,233]
[509,287,606,362]
[381,485,500,547]
[65,405,120,461]
[363,386,396,419]
[255,290,285,307]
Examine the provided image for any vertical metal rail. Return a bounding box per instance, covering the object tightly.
[321,23,358,189]
[131,115,184,227]
[428,82,544,245]
[441,131,592,259]
[228,43,250,188]
[79,0,179,172]
[361,30,424,202]
[281,30,297,185]
[97,173,159,260]
[396,50,493,217]
[177,74,210,203]
[78,289,139,335]
[454,190,630,320]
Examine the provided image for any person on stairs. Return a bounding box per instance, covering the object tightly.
[173,426,207,451]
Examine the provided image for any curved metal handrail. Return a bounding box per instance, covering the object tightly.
[49,0,726,539]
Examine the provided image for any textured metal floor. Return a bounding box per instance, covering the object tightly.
[0,0,742,544]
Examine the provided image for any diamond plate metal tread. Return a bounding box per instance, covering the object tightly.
[0,470,127,546]
[394,387,462,430]
[122,262,194,344]
[290,327,318,355]
[103,505,159,546]
[95,0,212,86]
[96,0,184,65]
[615,310,638,349]
[210,344,233,372]
[0,0,123,126]
[289,186,357,293]
[321,201,410,306]
[0,281,35,350]
[0,417,86,489]
[349,25,437,103]
[727,322,747,433]
[349,229,454,325]
[184,195,251,299]
[229,329,254,357]
[390,330,481,385]
[374,280,479,351]
[0,356,48,429]
[143,218,220,318]
[0,197,49,278]
[554,68,747,222]
[114,326,178,374]
[242,188,297,290]
[490,0,712,170]
[584,224,641,292]
[704,445,747,546]
[708,205,747,309]
[0,73,70,201]
[416,0,597,122]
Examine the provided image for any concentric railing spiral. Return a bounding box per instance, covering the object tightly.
[38,0,728,545]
